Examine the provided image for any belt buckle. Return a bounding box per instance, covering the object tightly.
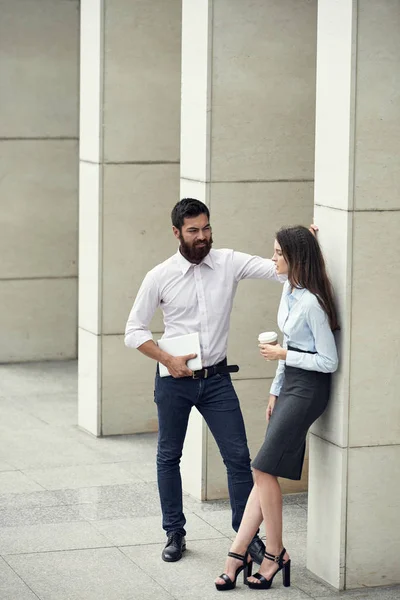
[192,368,208,380]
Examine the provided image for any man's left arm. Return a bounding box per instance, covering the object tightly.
[232,251,286,283]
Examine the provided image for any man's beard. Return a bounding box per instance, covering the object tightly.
[179,234,213,264]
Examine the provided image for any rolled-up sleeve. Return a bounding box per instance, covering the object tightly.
[285,303,338,373]
[270,339,287,397]
[124,272,160,349]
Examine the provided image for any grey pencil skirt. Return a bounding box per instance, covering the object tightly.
[251,348,332,480]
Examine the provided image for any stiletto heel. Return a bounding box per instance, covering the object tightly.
[243,558,253,584]
[282,559,291,587]
[215,551,252,591]
[247,547,290,590]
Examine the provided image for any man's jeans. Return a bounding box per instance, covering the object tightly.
[154,370,254,536]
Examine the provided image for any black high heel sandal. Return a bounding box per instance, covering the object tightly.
[247,547,291,590]
[215,551,253,591]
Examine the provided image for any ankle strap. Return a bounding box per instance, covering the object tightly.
[228,551,247,562]
[264,547,286,568]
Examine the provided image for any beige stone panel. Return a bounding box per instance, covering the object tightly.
[210,181,313,380]
[101,334,159,435]
[206,379,308,500]
[354,0,400,210]
[79,0,102,163]
[346,445,400,588]
[314,0,356,211]
[102,164,179,334]
[180,0,211,182]
[307,434,347,591]
[78,328,101,436]
[0,141,78,279]
[311,205,352,448]
[0,278,77,362]
[210,182,314,253]
[211,0,317,182]
[103,0,181,162]
[349,211,400,447]
[229,280,283,381]
[0,0,79,137]
[78,161,101,335]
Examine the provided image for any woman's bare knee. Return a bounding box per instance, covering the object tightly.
[253,468,276,484]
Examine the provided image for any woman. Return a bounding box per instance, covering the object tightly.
[215,225,339,591]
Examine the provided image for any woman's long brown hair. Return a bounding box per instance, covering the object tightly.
[276,226,339,331]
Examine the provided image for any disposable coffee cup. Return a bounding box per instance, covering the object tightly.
[258,331,278,345]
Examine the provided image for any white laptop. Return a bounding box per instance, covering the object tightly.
[157,332,202,377]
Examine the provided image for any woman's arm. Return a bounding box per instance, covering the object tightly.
[286,302,338,373]
[269,339,287,396]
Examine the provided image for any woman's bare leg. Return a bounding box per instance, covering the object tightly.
[247,469,289,584]
[215,485,263,585]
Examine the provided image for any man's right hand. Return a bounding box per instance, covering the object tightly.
[164,354,197,378]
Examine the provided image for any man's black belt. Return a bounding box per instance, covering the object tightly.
[192,363,239,380]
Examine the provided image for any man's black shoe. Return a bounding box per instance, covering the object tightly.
[247,535,266,565]
[161,532,186,562]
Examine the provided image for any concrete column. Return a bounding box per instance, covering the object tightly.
[78,0,181,435]
[0,0,79,362]
[308,0,400,589]
[180,0,316,499]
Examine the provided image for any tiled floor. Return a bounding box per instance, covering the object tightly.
[0,361,398,600]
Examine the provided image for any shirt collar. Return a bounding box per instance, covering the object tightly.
[175,248,215,275]
[287,286,307,301]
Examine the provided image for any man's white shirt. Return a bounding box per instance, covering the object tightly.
[125,248,284,367]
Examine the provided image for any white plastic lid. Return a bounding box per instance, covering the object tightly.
[258,331,278,343]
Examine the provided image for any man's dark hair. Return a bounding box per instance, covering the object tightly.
[171,198,210,230]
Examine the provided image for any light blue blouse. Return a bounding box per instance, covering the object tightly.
[270,281,339,397]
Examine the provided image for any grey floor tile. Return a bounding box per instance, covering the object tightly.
[0,489,70,510]
[281,530,308,570]
[283,504,308,533]
[0,461,16,472]
[59,481,160,505]
[0,521,111,554]
[0,361,77,396]
[78,432,158,462]
[0,471,44,494]
[6,547,172,600]
[0,558,39,600]
[122,538,312,600]
[0,483,160,512]
[190,508,234,538]
[0,430,112,470]
[0,504,85,527]
[0,398,55,431]
[121,459,157,483]
[76,498,161,521]
[92,512,224,547]
[22,462,144,490]
[6,393,78,427]
[184,494,231,513]
[313,585,400,599]
[283,493,308,507]
[293,567,337,597]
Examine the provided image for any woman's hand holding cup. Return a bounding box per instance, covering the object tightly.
[258,331,287,361]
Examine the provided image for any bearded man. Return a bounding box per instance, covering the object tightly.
[125,198,284,564]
